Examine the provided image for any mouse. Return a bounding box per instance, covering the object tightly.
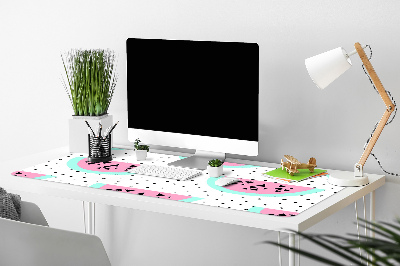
[215,177,240,187]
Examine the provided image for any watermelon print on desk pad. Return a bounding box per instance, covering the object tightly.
[11,149,344,217]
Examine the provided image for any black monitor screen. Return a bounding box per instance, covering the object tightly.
[126,38,259,142]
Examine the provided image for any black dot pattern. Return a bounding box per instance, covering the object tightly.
[11,149,344,217]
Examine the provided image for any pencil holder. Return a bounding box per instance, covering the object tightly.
[87,134,112,163]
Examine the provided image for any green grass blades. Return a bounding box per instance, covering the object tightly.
[263,218,400,266]
[61,49,118,116]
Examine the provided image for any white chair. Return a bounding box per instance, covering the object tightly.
[0,201,111,266]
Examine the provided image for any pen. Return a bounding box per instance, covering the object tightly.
[85,120,95,137]
[105,121,119,138]
[88,128,94,137]
[97,122,102,137]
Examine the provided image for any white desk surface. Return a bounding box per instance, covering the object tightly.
[0,146,385,233]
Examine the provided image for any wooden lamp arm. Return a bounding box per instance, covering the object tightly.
[355,43,395,111]
[357,110,392,168]
[354,42,395,175]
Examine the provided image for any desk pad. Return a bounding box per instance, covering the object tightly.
[11,149,344,217]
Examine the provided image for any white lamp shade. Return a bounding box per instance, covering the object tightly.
[305,47,352,89]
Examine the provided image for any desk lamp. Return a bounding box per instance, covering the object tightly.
[305,42,395,186]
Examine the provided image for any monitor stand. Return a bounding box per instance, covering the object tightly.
[168,150,225,170]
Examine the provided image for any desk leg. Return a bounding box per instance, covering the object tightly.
[289,233,295,266]
[370,190,375,238]
[83,201,95,235]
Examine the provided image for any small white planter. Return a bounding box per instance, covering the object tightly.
[135,150,148,161]
[69,114,113,153]
[207,165,223,178]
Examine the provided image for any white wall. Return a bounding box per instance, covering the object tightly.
[1,0,400,265]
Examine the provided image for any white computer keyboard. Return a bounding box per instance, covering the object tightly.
[129,165,202,181]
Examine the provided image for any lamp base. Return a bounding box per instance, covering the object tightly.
[328,172,369,187]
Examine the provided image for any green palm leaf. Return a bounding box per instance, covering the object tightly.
[264,218,400,266]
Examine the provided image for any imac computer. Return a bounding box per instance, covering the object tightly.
[126,38,259,170]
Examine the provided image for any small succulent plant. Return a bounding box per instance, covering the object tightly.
[134,138,149,151]
[208,159,223,167]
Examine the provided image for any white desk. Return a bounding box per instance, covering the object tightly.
[1,146,385,266]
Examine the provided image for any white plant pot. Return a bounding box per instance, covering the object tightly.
[207,165,223,178]
[69,114,113,153]
[135,150,147,161]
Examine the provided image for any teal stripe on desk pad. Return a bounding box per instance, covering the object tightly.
[90,183,107,188]
[179,197,203,202]
[35,175,56,180]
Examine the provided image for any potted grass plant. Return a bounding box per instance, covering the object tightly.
[61,49,118,153]
[207,159,224,177]
[134,138,150,160]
